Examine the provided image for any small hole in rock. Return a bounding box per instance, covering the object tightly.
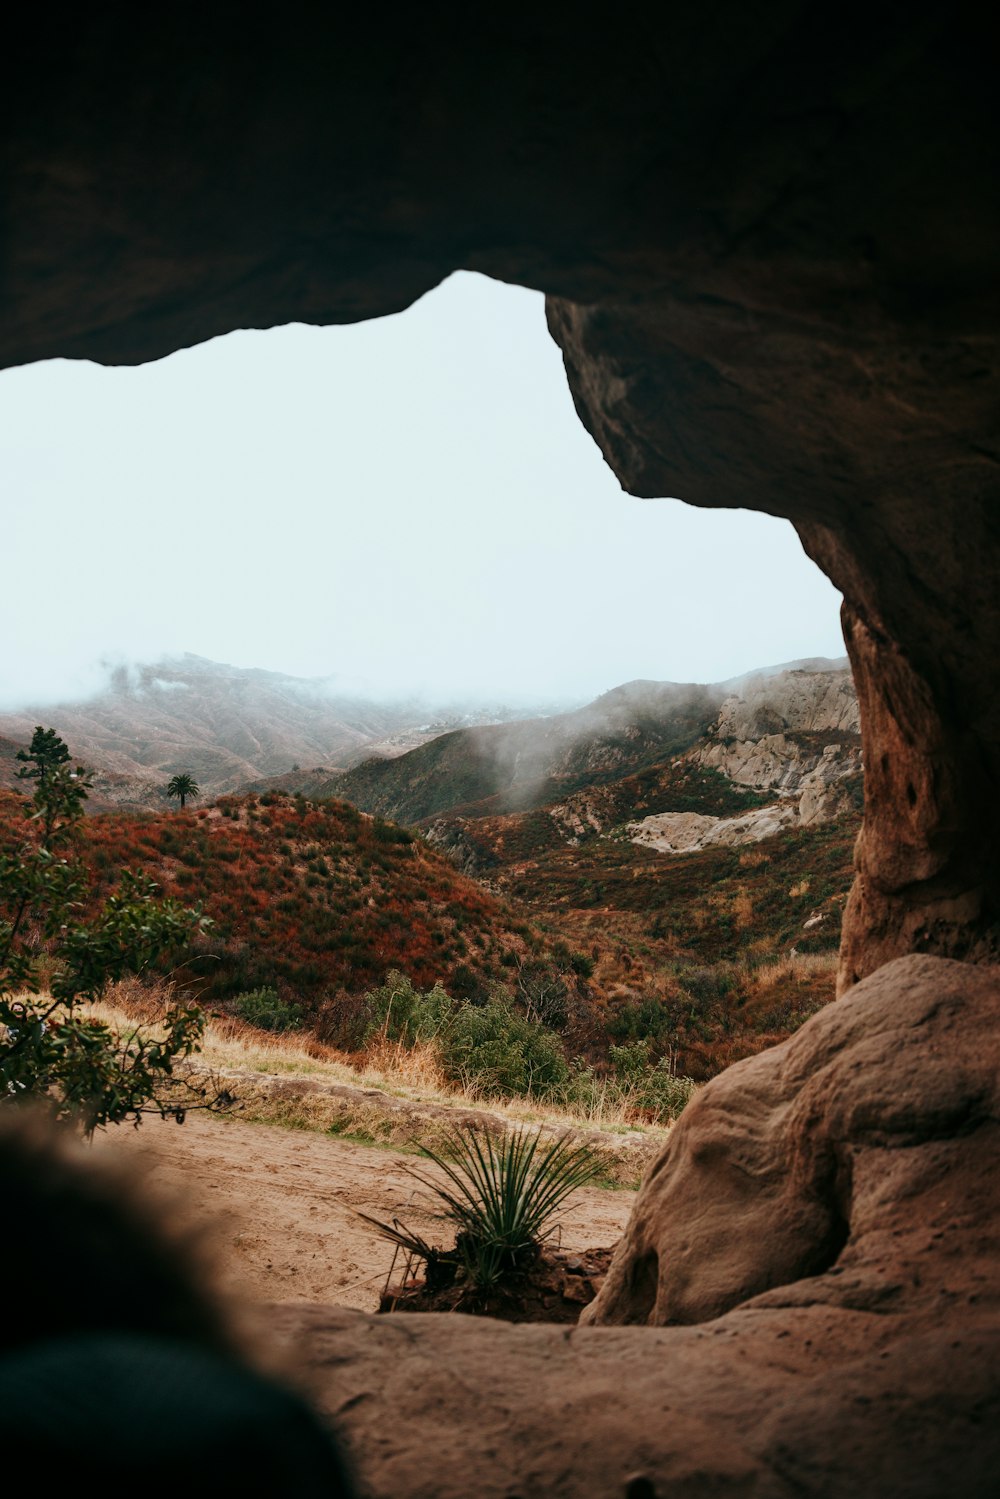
[625,1249,660,1324]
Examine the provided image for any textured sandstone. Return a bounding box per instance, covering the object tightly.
[628,669,862,851]
[280,1301,999,1499]
[628,802,797,852]
[626,778,853,852]
[278,956,999,1497]
[693,732,861,795]
[584,955,999,1327]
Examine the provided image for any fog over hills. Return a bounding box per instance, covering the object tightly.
[314,681,727,824]
[0,654,569,807]
[257,656,855,828]
[0,652,855,821]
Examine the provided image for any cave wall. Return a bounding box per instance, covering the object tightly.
[3,2,997,985]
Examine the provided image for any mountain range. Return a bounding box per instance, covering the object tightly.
[0,655,567,808]
[273,657,861,859]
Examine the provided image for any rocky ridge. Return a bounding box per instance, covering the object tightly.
[626,668,861,855]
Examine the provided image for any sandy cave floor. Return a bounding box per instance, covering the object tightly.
[98,1113,636,1313]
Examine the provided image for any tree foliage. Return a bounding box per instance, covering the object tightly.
[0,728,219,1133]
[166,773,200,810]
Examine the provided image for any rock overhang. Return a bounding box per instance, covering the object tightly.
[4,5,996,983]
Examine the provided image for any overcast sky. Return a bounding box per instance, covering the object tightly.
[0,272,844,709]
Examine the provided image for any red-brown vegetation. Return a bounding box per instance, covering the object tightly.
[0,788,544,1014]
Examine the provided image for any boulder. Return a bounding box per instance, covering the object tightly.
[586,955,998,1326]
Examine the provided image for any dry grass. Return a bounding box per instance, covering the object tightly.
[361,1036,452,1094]
[88,983,671,1186]
[742,950,837,995]
[732,887,755,929]
[738,848,770,868]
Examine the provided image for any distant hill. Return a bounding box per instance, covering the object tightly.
[311,659,857,831]
[0,734,24,793]
[0,656,559,808]
[310,679,728,824]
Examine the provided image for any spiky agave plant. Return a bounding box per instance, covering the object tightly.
[363,1125,601,1293]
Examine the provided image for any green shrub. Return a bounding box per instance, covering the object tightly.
[450,963,489,1004]
[564,1041,696,1125]
[441,995,570,1100]
[233,987,304,1033]
[608,1039,696,1119]
[363,1125,600,1289]
[606,993,676,1047]
[371,817,413,846]
[364,970,452,1047]
[677,964,736,1003]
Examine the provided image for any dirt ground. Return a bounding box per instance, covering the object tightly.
[100,1113,636,1313]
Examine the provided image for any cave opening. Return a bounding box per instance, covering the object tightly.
[0,270,844,709]
[0,265,857,1087]
[1,7,997,1491]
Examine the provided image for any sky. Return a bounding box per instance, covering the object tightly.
[0,271,845,710]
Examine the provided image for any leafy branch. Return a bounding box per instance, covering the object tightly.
[0,727,229,1134]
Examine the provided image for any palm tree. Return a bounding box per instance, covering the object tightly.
[166,772,200,810]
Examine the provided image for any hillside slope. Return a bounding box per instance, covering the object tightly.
[324,679,728,824]
[0,787,554,1015]
[408,664,863,1079]
[373,663,863,869]
[1,658,863,1089]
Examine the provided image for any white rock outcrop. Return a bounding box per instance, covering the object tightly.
[713,668,861,741]
[631,669,863,852]
[628,804,798,853]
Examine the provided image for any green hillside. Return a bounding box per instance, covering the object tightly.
[328,681,724,824]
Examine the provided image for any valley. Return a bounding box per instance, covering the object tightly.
[0,654,863,1108]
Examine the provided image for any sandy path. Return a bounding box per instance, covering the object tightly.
[100,1113,636,1313]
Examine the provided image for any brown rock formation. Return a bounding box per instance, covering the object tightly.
[279,956,999,1496]
[583,954,998,1327]
[3,6,996,980]
[550,284,1000,986]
